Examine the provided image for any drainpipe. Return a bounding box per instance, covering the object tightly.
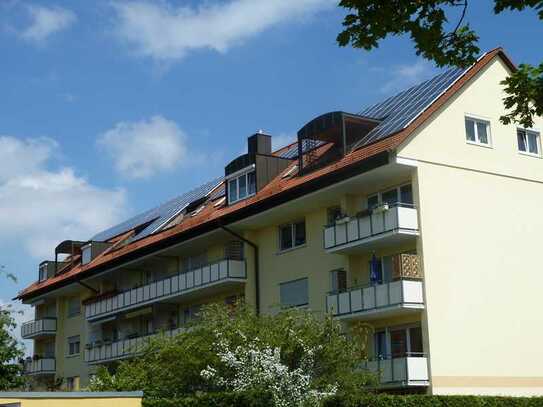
[220,224,260,315]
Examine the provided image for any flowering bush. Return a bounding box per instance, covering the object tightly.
[201,332,337,406]
[89,303,375,402]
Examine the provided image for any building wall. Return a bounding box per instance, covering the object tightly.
[0,393,142,407]
[398,56,543,395]
[256,207,347,314]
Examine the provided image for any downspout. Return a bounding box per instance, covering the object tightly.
[220,224,260,315]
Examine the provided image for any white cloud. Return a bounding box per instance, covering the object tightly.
[0,136,127,258]
[380,60,437,94]
[271,133,296,151]
[112,0,333,62]
[20,5,76,43]
[98,115,192,180]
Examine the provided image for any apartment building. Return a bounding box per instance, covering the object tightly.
[15,48,543,396]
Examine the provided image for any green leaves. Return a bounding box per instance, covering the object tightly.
[336,0,543,129]
[89,303,375,401]
[336,1,480,68]
[500,63,543,128]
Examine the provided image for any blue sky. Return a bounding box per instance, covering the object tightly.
[0,0,541,340]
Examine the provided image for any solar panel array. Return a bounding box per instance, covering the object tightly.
[277,139,326,159]
[92,177,223,243]
[92,66,470,245]
[354,67,466,148]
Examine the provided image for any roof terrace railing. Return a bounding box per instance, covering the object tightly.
[85,258,246,321]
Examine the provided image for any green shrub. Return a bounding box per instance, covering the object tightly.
[322,394,543,407]
[142,393,543,407]
[142,391,273,407]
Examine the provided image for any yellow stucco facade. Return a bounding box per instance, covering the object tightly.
[0,392,142,407]
[19,52,543,396]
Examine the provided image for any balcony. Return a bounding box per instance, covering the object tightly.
[326,254,424,320]
[85,328,184,365]
[363,355,429,388]
[24,358,56,376]
[21,318,57,340]
[85,258,246,322]
[323,204,418,254]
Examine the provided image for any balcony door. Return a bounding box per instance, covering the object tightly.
[375,325,423,359]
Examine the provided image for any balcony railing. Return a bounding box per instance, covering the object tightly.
[363,354,429,387]
[24,358,56,375]
[21,318,57,339]
[326,278,424,319]
[85,258,246,321]
[85,328,185,365]
[323,204,419,253]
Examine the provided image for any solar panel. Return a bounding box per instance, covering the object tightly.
[354,66,466,148]
[277,139,326,159]
[92,177,223,242]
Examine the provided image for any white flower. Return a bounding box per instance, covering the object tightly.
[200,333,337,406]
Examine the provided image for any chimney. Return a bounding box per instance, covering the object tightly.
[248,130,272,155]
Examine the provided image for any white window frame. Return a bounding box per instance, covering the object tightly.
[278,220,306,252]
[366,182,413,210]
[465,116,492,147]
[517,128,542,158]
[81,244,92,265]
[374,323,423,359]
[228,170,256,204]
[39,264,48,282]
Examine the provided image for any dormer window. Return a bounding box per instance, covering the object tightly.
[228,170,256,204]
[39,263,48,282]
[81,244,92,265]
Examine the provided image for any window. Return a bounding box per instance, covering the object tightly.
[367,194,379,210]
[330,269,347,293]
[279,221,306,251]
[326,206,342,225]
[228,171,256,204]
[224,240,244,260]
[465,117,491,146]
[67,297,80,318]
[81,244,92,265]
[66,376,80,391]
[367,184,413,209]
[369,255,394,285]
[375,325,423,360]
[39,263,48,282]
[517,129,541,156]
[181,253,208,272]
[280,278,308,308]
[68,335,80,356]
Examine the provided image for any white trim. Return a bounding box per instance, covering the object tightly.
[395,156,418,167]
[277,220,306,252]
[224,164,255,180]
[516,128,541,157]
[465,116,492,147]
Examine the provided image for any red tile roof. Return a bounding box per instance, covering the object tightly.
[16,48,514,301]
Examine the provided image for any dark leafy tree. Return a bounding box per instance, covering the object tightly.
[0,266,25,390]
[337,0,543,128]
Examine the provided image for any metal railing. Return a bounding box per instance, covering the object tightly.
[362,353,429,386]
[85,258,246,321]
[323,203,419,250]
[21,318,57,339]
[85,327,185,364]
[24,358,56,375]
[326,278,424,317]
